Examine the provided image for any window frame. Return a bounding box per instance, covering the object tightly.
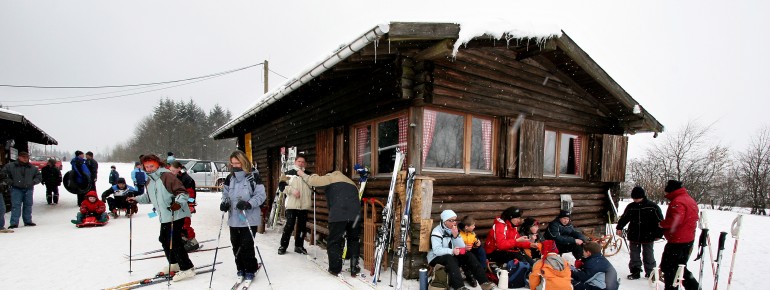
[350,112,408,177]
[543,128,584,179]
[422,107,497,175]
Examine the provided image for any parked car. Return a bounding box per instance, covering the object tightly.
[184,160,229,189]
[29,156,62,170]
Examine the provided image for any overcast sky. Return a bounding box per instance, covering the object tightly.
[1,0,768,160]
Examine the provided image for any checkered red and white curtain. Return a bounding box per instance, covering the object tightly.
[356,127,369,165]
[398,116,408,169]
[481,119,492,170]
[422,110,437,165]
[572,136,581,173]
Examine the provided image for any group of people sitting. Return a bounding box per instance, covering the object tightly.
[428,207,618,290]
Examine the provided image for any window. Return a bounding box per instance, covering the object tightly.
[544,130,582,177]
[423,108,494,174]
[191,162,211,173]
[353,114,408,175]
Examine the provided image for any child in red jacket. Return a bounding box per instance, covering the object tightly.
[71,191,108,224]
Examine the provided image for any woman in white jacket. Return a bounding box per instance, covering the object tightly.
[219,151,267,282]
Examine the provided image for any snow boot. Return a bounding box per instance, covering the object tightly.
[244,272,255,281]
[98,214,108,223]
[172,268,196,282]
[350,259,361,277]
[294,246,308,255]
[464,269,478,287]
[110,209,119,218]
[277,246,287,255]
[628,272,641,280]
[480,281,499,290]
[160,263,180,275]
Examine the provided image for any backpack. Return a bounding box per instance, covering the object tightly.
[135,170,146,185]
[428,264,449,290]
[506,259,531,289]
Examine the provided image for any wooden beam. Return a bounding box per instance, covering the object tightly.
[388,22,460,41]
[415,39,454,60]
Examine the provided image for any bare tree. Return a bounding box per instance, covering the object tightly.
[735,126,770,215]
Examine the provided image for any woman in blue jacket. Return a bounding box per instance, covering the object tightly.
[220,150,266,282]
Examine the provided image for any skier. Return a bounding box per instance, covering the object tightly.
[101,178,138,217]
[529,240,571,290]
[41,158,62,205]
[570,241,619,290]
[70,150,91,205]
[277,155,312,256]
[544,210,588,260]
[126,154,195,282]
[130,161,146,195]
[615,186,664,280]
[71,190,108,224]
[219,150,266,283]
[108,165,119,186]
[658,180,699,290]
[295,169,362,276]
[428,210,498,290]
[169,161,199,251]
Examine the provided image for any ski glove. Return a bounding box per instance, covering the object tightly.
[220,201,230,212]
[236,200,252,210]
[169,202,182,211]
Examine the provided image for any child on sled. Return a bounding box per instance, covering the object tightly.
[71,191,109,224]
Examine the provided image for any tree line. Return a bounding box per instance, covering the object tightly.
[627,121,769,215]
[107,98,236,163]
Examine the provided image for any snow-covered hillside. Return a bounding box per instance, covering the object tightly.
[0,162,766,289]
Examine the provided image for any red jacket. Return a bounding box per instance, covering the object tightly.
[660,188,699,243]
[485,217,531,254]
[80,191,106,215]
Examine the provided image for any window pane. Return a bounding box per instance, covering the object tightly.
[471,117,493,171]
[544,131,556,175]
[355,126,372,169]
[424,110,464,169]
[559,133,580,175]
[377,118,400,174]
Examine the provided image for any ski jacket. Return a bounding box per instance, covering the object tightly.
[70,157,91,184]
[85,158,98,181]
[282,169,313,210]
[176,172,196,199]
[529,253,572,290]
[222,169,267,228]
[544,217,588,247]
[484,217,531,254]
[131,167,147,185]
[427,223,466,263]
[459,230,481,249]
[616,198,664,243]
[80,191,106,215]
[2,160,42,189]
[134,168,190,223]
[108,170,119,185]
[41,165,62,186]
[101,184,138,201]
[571,253,618,290]
[302,171,360,222]
[660,187,699,243]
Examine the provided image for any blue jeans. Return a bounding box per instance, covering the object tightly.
[0,191,6,228]
[10,187,34,226]
[471,246,489,269]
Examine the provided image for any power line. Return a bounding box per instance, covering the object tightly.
[0,82,168,103]
[0,62,263,89]
[268,68,289,79]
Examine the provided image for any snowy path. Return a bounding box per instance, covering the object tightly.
[1,162,767,289]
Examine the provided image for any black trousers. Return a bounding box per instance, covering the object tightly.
[230,226,260,273]
[430,253,489,289]
[106,196,130,212]
[280,209,308,248]
[557,242,585,260]
[661,241,699,290]
[327,219,362,274]
[159,218,194,271]
[45,184,59,204]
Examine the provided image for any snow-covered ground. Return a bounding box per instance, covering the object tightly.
[0,162,766,289]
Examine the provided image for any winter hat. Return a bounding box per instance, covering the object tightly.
[111,165,116,169]
[75,150,84,156]
[86,191,98,198]
[134,161,141,166]
[558,210,571,219]
[541,240,559,256]
[631,186,646,199]
[117,178,126,184]
[440,210,457,222]
[501,206,523,221]
[664,180,683,193]
[167,152,174,156]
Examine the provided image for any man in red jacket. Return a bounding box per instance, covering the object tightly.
[659,180,699,290]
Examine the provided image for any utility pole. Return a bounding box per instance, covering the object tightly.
[264,60,269,94]
[258,60,269,234]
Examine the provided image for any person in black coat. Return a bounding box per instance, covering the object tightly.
[616,186,663,279]
[41,159,62,205]
[545,210,588,260]
[85,151,99,191]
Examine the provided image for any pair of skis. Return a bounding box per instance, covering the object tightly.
[124,238,215,259]
[103,262,221,290]
[394,166,417,290]
[268,146,297,229]
[371,148,405,286]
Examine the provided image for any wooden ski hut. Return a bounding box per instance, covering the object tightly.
[211,22,663,278]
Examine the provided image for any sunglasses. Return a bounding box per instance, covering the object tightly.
[446,219,457,223]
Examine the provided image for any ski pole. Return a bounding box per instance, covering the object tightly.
[208,211,226,289]
[699,211,716,276]
[242,210,272,285]
[312,188,317,261]
[674,264,685,290]
[713,231,728,290]
[168,209,175,287]
[648,267,661,290]
[695,228,709,290]
[726,215,743,290]
[129,205,133,273]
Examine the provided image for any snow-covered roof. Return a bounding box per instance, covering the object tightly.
[0,107,58,145]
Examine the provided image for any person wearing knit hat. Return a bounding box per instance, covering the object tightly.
[427,209,498,290]
[529,239,572,290]
[544,209,588,260]
[166,152,175,165]
[71,190,108,224]
[659,180,700,290]
[616,186,663,279]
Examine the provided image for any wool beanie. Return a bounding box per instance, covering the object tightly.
[664,180,683,193]
[541,240,559,256]
[501,207,523,221]
[440,210,457,222]
[557,210,571,219]
[631,186,646,199]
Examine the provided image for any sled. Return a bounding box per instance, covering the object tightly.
[75,215,108,228]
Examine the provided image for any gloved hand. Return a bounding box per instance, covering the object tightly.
[278,181,287,192]
[236,200,252,210]
[220,201,230,212]
[169,202,181,211]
